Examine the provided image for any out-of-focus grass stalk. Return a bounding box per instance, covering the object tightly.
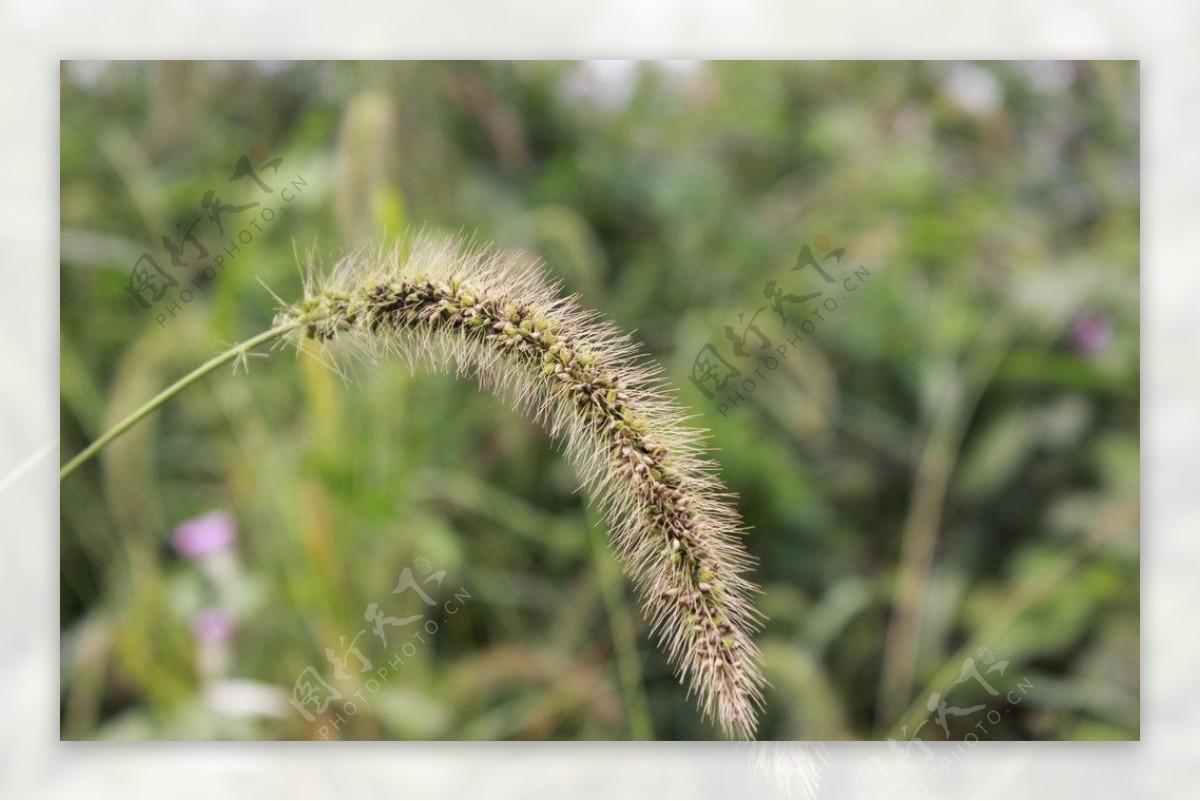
[889,494,1138,738]
[587,513,654,739]
[876,316,1021,729]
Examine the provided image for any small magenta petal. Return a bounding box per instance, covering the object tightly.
[192,607,236,644]
[1071,310,1113,358]
[172,510,237,559]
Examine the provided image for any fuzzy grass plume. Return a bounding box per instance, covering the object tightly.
[280,233,766,737]
[60,231,767,738]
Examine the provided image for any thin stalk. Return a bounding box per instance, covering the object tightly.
[59,322,301,481]
[875,314,1024,731]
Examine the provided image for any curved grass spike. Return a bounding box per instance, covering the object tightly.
[282,234,766,738]
[65,232,767,738]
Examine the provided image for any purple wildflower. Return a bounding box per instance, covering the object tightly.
[1071,310,1113,358]
[172,510,237,559]
[192,607,235,644]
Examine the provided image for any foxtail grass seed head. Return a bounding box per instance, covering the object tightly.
[277,233,767,738]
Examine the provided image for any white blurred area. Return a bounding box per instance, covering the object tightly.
[3,0,1200,797]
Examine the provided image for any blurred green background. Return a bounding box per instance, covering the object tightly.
[59,61,1139,741]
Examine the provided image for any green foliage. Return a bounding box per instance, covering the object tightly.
[59,60,1138,741]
